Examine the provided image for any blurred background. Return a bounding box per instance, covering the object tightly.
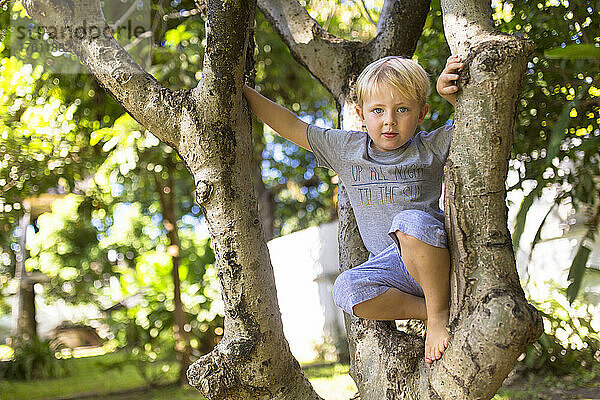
[0,0,598,399]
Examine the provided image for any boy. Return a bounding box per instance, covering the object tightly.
[244,55,462,364]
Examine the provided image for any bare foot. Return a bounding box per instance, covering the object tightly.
[424,311,450,364]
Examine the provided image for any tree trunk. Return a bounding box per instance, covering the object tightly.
[251,121,276,241]
[154,166,192,385]
[258,0,544,398]
[12,212,37,341]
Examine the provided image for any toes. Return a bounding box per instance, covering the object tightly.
[425,346,433,363]
[424,349,431,363]
[439,339,449,358]
[425,335,451,364]
[439,341,447,357]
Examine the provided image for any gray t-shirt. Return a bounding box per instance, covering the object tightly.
[306,123,453,256]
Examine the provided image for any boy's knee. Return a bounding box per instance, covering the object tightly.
[332,271,348,301]
[332,270,356,309]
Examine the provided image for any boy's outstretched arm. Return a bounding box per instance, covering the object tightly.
[436,55,463,107]
[243,85,311,151]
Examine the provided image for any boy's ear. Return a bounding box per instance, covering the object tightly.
[418,103,429,124]
[355,105,364,121]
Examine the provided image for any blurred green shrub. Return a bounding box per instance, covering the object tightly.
[0,337,69,381]
[99,304,223,386]
[520,292,600,375]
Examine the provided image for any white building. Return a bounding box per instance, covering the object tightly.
[267,221,347,363]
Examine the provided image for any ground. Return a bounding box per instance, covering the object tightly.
[0,351,598,400]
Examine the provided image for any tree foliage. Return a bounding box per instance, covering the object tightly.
[498,0,600,302]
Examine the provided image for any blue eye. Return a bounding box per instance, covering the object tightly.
[397,107,408,113]
[373,108,383,114]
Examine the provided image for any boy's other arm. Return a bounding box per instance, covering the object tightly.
[436,55,463,107]
[243,85,311,151]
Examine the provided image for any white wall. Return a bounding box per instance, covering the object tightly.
[268,221,346,363]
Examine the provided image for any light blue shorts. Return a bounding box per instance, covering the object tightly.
[332,209,448,317]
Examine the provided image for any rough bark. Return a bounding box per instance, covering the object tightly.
[184,2,321,396]
[436,1,544,397]
[21,1,323,399]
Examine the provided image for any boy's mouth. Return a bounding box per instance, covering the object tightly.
[382,132,398,138]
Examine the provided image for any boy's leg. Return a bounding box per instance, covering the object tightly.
[352,287,427,321]
[395,231,450,364]
[332,243,428,321]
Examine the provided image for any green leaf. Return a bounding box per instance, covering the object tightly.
[546,83,589,163]
[544,44,600,60]
[512,184,543,251]
[526,201,556,264]
[566,235,592,304]
[90,127,114,146]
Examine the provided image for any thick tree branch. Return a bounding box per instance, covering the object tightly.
[441,0,497,56]
[426,0,544,398]
[21,0,183,149]
[366,0,431,60]
[185,1,323,399]
[257,0,357,100]
[192,0,252,109]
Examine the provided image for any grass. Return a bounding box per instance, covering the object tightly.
[2,351,598,400]
[0,351,179,400]
[493,369,600,400]
[98,385,203,400]
[304,363,357,400]
[0,352,356,400]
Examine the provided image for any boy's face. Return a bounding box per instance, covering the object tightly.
[356,86,429,152]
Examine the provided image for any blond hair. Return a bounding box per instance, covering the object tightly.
[355,56,430,107]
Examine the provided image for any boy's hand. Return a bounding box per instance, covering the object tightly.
[436,55,463,107]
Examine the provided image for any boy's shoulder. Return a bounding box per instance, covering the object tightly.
[307,124,368,147]
[414,123,453,141]
[413,123,453,161]
[308,123,366,136]
[306,124,369,170]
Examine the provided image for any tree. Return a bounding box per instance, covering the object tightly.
[1,2,213,383]
[17,1,544,399]
[19,0,322,398]
[253,0,544,397]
